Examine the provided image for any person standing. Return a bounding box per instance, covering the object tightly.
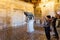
[43,15,51,40]
[52,17,59,40]
[24,12,34,33]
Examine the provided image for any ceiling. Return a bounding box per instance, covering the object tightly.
[21,0,41,4]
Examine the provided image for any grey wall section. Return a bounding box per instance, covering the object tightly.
[10,10,26,27]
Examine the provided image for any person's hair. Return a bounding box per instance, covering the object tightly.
[46,15,51,19]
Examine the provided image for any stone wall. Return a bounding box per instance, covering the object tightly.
[0,0,34,27]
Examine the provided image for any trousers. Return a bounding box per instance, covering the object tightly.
[44,27,50,40]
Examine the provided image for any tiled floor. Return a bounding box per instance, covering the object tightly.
[0,24,60,40]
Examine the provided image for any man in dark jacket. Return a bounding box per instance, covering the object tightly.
[52,17,59,40]
[43,15,51,40]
